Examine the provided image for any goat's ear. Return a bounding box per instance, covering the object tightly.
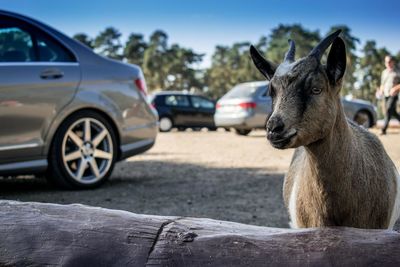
[326,37,346,86]
[250,45,276,80]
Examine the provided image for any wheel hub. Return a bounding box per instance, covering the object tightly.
[81,142,94,157]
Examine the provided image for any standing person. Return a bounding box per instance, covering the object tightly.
[379,55,400,135]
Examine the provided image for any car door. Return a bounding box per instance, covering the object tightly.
[190,96,216,127]
[0,15,80,163]
[164,94,194,126]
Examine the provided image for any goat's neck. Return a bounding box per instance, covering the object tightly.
[304,101,354,177]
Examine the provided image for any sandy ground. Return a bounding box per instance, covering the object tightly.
[1,127,400,229]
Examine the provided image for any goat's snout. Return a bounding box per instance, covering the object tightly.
[266,116,297,149]
[266,116,285,137]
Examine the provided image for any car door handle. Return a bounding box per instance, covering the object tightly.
[40,68,64,79]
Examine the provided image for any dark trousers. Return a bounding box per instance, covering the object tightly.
[382,95,400,133]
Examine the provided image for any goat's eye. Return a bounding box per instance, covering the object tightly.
[311,87,322,95]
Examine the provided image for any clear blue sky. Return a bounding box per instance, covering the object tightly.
[2,0,400,68]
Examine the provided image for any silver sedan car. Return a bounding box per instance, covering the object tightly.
[215,81,377,135]
[0,10,158,188]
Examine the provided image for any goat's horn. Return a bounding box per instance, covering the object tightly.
[284,39,296,63]
[309,29,342,60]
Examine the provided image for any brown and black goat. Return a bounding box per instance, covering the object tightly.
[250,30,400,229]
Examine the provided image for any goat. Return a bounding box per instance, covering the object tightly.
[250,30,400,229]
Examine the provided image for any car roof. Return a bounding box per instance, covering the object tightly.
[0,9,54,32]
[0,9,28,19]
[236,81,269,87]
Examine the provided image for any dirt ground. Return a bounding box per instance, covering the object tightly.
[1,127,400,229]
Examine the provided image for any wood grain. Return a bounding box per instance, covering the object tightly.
[1,201,399,267]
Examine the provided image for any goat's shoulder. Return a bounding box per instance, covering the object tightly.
[348,121,400,228]
[348,119,397,182]
[348,120,387,156]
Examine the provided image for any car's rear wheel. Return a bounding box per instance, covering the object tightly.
[235,129,252,136]
[47,111,117,189]
[354,110,372,128]
[159,117,173,132]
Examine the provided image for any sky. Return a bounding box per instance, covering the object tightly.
[1,0,400,68]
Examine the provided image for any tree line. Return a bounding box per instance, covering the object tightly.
[73,24,400,102]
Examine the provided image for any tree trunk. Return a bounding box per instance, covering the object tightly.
[0,200,399,267]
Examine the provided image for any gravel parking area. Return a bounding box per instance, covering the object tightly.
[1,127,400,228]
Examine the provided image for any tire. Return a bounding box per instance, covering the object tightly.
[208,127,217,131]
[235,129,252,136]
[47,111,117,189]
[354,110,372,128]
[159,117,173,132]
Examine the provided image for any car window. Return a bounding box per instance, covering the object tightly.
[165,95,190,107]
[0,15,76,63]
[0,26,34,62]
[36,34,74,62]
[191,96,215,109]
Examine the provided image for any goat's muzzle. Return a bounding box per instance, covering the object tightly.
[266,116,297,149]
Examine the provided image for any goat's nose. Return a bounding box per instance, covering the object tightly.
[267,116,285,134]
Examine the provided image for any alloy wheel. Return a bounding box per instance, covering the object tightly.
[61,118,113,184]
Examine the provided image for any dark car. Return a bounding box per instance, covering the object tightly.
[0,10,158,188]
[150,91,216,132]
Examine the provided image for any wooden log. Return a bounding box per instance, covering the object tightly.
[148,218,400,266]
[0,201,400,267]
[0,200,176,266]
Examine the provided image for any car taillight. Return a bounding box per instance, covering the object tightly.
[135,78,147,96]
[216,103,221,109]
[238,102,256,109]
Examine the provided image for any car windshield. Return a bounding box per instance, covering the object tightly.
[222,84,259,99]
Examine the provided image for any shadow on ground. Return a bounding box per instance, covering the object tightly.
[0,160,289,228]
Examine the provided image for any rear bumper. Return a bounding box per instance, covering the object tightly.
[119,121,158,160]
[214,114,247,127]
